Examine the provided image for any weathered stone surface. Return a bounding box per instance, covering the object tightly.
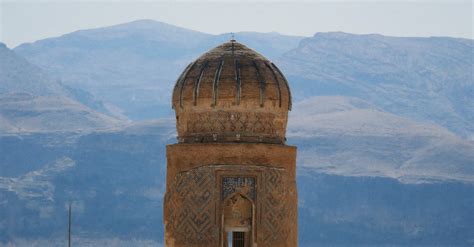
[165,41,297,247]
[164,162,297,247]
[171,41,292,144]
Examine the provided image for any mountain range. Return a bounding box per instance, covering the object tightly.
[289,96,474,183]
[13,20,474,140]
[280,32,474,139]
[0,43,123,134]
[14,20,302,120]
[1,19,473,246]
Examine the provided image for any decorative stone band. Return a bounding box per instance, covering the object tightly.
[178,134,283,144]
[177,111,287,144]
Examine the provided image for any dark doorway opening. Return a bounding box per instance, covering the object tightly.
[232,232,245,247]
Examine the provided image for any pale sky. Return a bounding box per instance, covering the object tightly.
[0,0,472,48]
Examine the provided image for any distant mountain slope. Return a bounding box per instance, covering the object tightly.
[0,120,473,245]
[213,31,303,61]
[0,93,121,133]
[0,44,122,133]
[0,43,65,96]
[15,23,474,139]
[279,32,474,138]
[14,20,303,120]
[288,96,474,183]
[0,115,18,133]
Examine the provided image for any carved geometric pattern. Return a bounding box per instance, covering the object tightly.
[165,167,218,245]
[165,165,295,246]
[187,111,277,136]
[259,168,294,243]
[222,177,256,201]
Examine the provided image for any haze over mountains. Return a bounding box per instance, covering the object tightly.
[280,32,474,138]
[1,19,473,245]
[0,43,122,133]
[13,20,474,139]
[289,96,474,183]
[14,20,302,119]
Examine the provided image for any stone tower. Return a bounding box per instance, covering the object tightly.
[164,40,297,247]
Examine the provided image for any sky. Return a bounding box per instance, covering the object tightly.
[0,0,472,48]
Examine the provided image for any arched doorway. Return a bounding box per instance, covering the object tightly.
[222,193,254,247]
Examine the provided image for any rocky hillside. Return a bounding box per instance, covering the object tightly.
[0,120,472,245]
[14,23,474,139]
[289,96,474,183]
[14,20,303,119]
[0,43,122,133]
[279,32,474,138]
[0,43,65,96]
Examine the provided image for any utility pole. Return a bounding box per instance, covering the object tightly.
[68,202,72,247]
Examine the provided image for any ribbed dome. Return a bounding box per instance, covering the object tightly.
[172,40,292,144]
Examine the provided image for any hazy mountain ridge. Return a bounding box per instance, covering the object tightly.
[13,20,215,119]
[279,32,474,138]
[0,42,118,118]
[14,22,474,139]
[1,122,473,245]
[0,157,75,201]
[0,93,121,133]
[297,169,474,246]
[0,44,123,133]
[0,43,65,96]
[14,20,304,120]
[0,122,173,243]
[289,96,474,184]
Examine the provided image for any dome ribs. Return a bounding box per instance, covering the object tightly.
[253,60,266,107]
[171,41,292,144]
[178,61,197,108]
[171,62,194,109]
[212,59,224,107]
[193,60,209,106]
[264,61,282,108]
[172,62,192,109]
[271,62,292,111]
[235,59,241,105]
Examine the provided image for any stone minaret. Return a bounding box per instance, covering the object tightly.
[164,40,297,247]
